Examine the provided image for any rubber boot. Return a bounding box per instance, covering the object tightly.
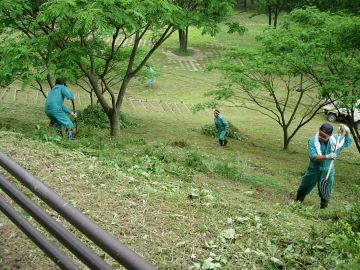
[67,129,75,140]
[295,193,305,203]
[224,139,228,146]
[56,129,63,137]
[320,198,329,209]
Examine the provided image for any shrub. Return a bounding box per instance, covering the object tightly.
[78,105,108,128]
[346,202,360,233]
[211,160,279,187]
[214,161,239,181]
[33,125,62,143]
[200,122,246,141]
[185,151,206,172]
[325,220,360,267]
[140,143,207,179]
[78,105,136,129]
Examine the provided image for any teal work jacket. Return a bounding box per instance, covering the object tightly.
[214,115,229,140]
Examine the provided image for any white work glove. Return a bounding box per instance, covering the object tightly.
[70,111,77,118]
[325,152,337,160]
[339,124,350,134]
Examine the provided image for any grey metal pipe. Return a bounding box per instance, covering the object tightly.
[0,195,80,270]
[0,174,113,270]
[0,151,157,270]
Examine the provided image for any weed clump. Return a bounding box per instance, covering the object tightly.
[78,105,136,129]
[346,202,360,233]
[185,151,207,172]
[137,142,208,180]
[171,140,189,148]
[322,219,360,268]
[201,122,246,141]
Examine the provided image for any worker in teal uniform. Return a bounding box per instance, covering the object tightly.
[45,78,76,139]
[214,109,229,146]
[146,65,155,88]
[295,123,352,208]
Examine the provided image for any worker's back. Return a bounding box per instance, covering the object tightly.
[45,85,74,112]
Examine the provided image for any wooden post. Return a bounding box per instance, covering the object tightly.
[129,98,136,110]
[0,88,8,102]
[78,93,82,106]
[13,90,18,101]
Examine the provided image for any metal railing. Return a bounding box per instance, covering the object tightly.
[0,151,157,270]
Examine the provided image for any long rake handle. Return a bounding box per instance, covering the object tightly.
[71,100,78,134]
[324,159,334,181]
[71,100,76,113]
[324,128,342,181]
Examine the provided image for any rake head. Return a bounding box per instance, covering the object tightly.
[319,177,330,201]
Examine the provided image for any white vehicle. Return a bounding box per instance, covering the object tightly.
[323,100,360,129]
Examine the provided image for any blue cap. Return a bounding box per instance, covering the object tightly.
[320,123,333,135]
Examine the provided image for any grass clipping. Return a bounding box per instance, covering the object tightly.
[201,122,246,141]
[78,104,136,129]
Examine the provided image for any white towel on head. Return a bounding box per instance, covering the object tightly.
[314,132,344,155]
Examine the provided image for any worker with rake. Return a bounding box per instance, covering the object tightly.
[45,78,77,140]
[146,64,155,88]
[214,109,229,146]
[295,123,352,208]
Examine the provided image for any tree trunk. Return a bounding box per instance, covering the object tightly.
[90,91,93,105]
[268,5,272,26]
[109,75,131,137]
[244,0,247,9]
[109,109,120,137]
[46,74,54,89]
[178,27,188,51]
[273,5,279,28]
[283,126,289,150]
[351,128,360,153]
[347,110,360,153]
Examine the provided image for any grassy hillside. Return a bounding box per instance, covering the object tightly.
[0,10,359,270]
[0,101,359,270]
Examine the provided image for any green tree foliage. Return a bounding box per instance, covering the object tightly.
[271,7,360,151]
[209,54,329,150]
[252,0,360,29]
[210,7,360,150]
[176,0,239,36]
[0,0,240,137]
[78,104,135,129]
[304,0,360,13]
[253,0,300,28]
[175,0,245,52]
[0,1,55,95]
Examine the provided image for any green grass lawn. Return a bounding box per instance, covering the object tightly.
[0,9,359,270]
[0,99,358,269]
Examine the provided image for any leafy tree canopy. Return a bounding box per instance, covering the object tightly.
[208,7,360,150]
[0,0,238,136]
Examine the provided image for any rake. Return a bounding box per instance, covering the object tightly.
[71,100,78,135]
[319,127,343,200]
